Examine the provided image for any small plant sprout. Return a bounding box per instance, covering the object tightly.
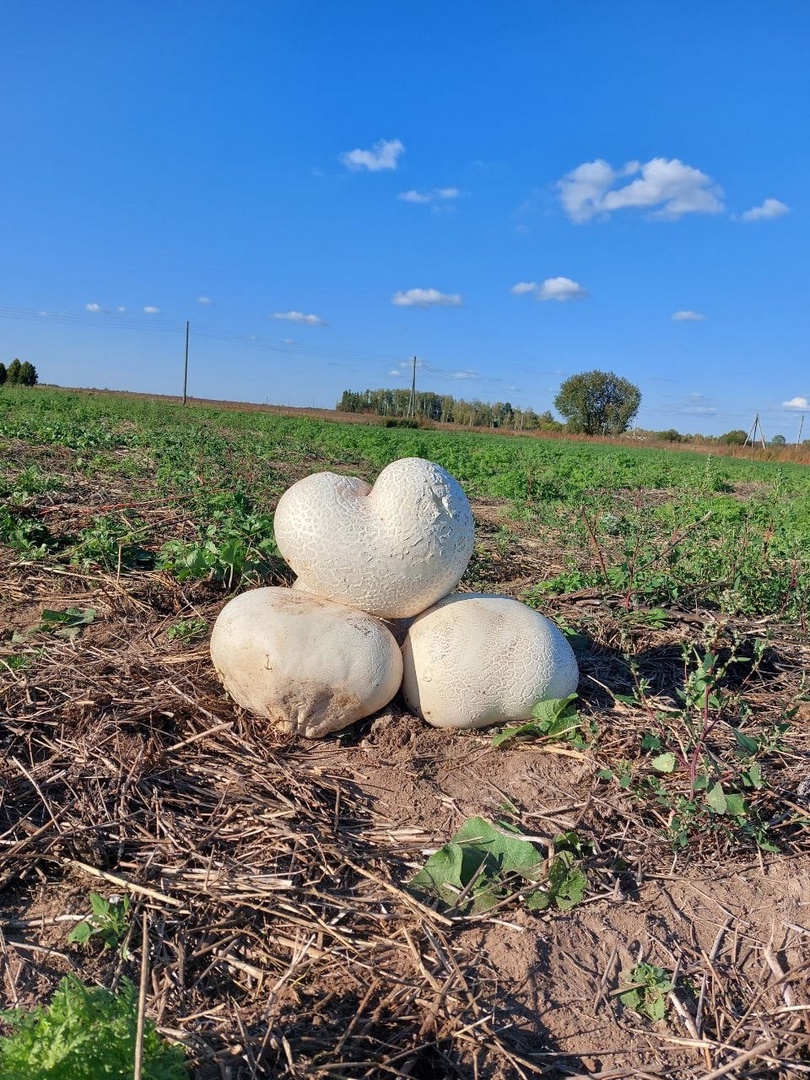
[166,616,208,643]
[618,962,673,1022]
[68,892,132,957]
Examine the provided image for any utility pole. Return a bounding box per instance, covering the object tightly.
[407,355,417,418]
[797,414,805,449]
[182,321,190,406]
[744,413,767,449]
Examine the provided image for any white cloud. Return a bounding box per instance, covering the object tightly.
[450,370,480,380]
[558,157,724,222]
[391,288,463,308]
[272,311,327,326]
[143,306,160,314]
[739,198,790,222]
[197,296,213,305]
[512,277,588,302]
[782,396,808,409]
[398,186,461,204]
[85,302,104,313]
[672,310,705,322]
[389,369,403,377]
[340,138,404,172]
[682,405,718,415]
[117,306,127,313]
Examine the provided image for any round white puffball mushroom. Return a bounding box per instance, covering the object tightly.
[401,593,579,730]
[273,458,475,620]
[210,587,403,738]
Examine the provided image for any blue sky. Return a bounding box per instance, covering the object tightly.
[1,1,807,436]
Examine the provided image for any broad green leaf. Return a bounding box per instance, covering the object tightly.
[734,729,760,756]
[651,752,676,773]
[724,793,747,818]
[706,783,727,814]
[743,762,764,789]
[408,816,543,913]
[67,923,92,945]
[409,843,465,908]
[450,816,542,879]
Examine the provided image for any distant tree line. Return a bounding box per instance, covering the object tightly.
[338,372,799,449]
[336,388,562,430]
[0,359,38,386]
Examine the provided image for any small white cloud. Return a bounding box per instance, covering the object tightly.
[340,138,404,172]
[389,368,404,377]
[539,277,588,301]
[85,302,104,313]
[391,288,463,308]
[450,370,480,380]
[739,198,790,222]
[782,396,808,409]
[117,306,127,313]
[398,186,461,204]
[682,405,718,415]
[143,306,160,314]
[513,278,588,302]
[398,190,431,204]
[672,310,705,322]
[197,296,213,305]
[272,311,327,326]
[558,157,724,222]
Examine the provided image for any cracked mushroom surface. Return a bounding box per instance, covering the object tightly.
[273,457,475,619]
[401,593,580,730]
[210,588,403,738]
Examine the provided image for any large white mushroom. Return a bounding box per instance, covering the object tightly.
[210,588,403,738]
[401,593,579,730]
[273,457,475,619]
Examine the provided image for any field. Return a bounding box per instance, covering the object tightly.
[1,385,809,1080]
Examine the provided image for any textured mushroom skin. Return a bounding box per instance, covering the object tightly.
[401,593,579,730]
[273,458,475,619]
[210,588,403,738]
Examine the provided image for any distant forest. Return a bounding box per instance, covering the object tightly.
[336,388,562,430]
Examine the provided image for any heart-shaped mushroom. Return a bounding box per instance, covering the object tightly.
[210,587,403,738]
[273,457,475,619]
[401,593,579,729]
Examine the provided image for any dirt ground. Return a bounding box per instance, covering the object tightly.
[1,490,809,1079]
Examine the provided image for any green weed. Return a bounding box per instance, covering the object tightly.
[492,694,592,749]
[0,975,187,1079]
[166,617,208,643]
[618,962,673,1022]
[68,892,132,956]
[409,816,591,915]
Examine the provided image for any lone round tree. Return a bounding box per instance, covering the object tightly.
[554,370,641,435]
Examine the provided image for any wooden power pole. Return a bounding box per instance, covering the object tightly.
[407,355,417,418]
[182,321,190,405]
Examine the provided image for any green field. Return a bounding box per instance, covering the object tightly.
[2,385,809,621]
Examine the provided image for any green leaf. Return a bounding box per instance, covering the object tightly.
[408,816,543,913]
[742,762,764,789]
[724,793,747,818]
[651,752,677,773]
[734,729,760,756]
[706,782,727,814]
[492,694,579,747]
[67,922,92,945]
[89,892,109,919]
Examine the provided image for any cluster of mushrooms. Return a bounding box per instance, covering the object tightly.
[210,457,579,738]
